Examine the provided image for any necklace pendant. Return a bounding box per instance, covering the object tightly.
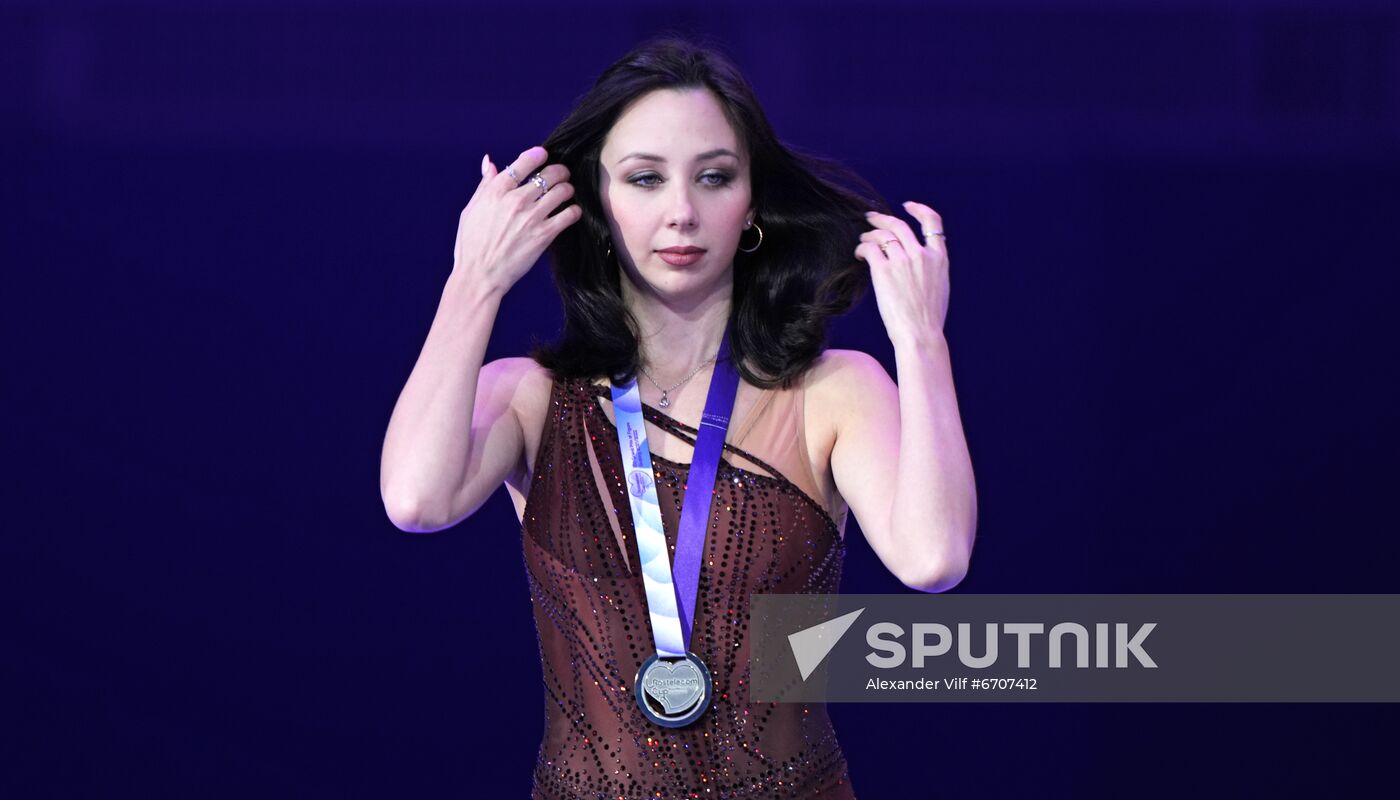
[658,393,671,409]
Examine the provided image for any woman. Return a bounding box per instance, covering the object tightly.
[380,37,976,799]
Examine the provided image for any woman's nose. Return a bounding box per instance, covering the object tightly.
[666,186,698,229]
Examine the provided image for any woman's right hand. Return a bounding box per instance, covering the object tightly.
[451,145,583,295]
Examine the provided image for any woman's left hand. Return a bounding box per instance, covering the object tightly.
[854,201,950,346]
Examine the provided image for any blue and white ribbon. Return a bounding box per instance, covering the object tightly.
[612,379,687,656]
[610,334,740,660]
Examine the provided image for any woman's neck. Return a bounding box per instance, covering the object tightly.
[623,278,732,387]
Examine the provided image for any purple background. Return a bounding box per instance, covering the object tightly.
[4,0,1397,796]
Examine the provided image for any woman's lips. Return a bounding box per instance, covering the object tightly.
[657,248,706,267]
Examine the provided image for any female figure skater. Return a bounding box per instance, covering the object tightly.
[380,37,976,799]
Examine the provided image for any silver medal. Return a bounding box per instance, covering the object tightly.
[635,652,712,728]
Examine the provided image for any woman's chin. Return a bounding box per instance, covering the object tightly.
[624,264,733,303]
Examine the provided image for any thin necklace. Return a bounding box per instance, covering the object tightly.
[639,356,716,409]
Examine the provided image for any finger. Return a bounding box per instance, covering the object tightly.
[859,232,903,262]
[539,201,584,238]
[865,211,921,256]
[532,180,576,217]
[499,145,550,187]
[902,200,945,243]
[467,155,497,206]
[510,163,571,201]
[866,210,920,256]
[859,229,901,246]
[541,162,571,184]
[854,240,889,265]
[859,227,906,259]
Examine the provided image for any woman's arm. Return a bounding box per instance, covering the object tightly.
[827,200,976,591]
[379,146,581,532]
[380,280,521,532]
[821,343,976,592]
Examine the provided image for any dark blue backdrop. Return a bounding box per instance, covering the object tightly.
[4,1,1397,797]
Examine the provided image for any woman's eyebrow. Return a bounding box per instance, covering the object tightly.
[617,148,740,165]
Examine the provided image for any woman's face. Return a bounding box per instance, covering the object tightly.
[598,88,754,304]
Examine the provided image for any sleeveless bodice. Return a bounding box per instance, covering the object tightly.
[521,374,856,799]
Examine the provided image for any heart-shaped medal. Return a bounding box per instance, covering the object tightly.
[643,660,702,714]
[635,652,713,727]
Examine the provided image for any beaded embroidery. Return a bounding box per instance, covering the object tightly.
[521,377,855,799]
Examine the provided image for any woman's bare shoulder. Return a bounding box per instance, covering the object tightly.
[803,349,894,427]
[803,349,891,394]
[484,356,555,429]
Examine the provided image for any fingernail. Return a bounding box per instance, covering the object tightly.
[481,154,489,176]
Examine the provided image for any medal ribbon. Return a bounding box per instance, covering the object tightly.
[610,331,740,658]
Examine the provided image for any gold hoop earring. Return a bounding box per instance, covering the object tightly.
[738,222,763,253]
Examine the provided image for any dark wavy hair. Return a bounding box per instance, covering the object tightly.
[531,36,887,388]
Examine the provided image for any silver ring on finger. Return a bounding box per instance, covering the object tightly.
[506,166,519,182]
[877,238,899,257]
[529,172,548,200]
[923,228,946,240]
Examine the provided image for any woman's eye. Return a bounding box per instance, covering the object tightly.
[627,172,733,189]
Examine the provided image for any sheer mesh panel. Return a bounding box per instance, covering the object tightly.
[521,375,856,799]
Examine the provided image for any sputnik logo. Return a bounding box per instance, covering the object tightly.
[788,608,866,681]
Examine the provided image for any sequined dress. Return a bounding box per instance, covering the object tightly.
[522,373,857,799]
